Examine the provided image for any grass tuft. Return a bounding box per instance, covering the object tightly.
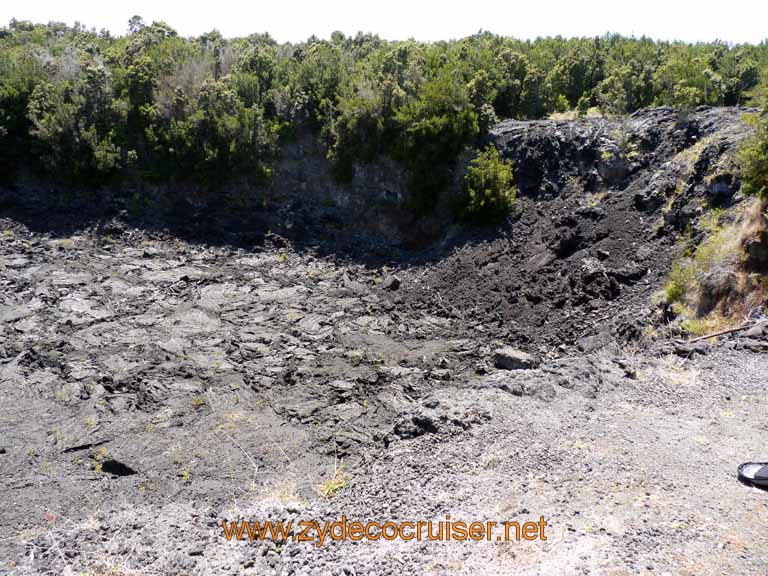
[318,468,348,498]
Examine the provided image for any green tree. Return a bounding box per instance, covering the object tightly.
[494,50,528,118]
[394,67,479,209]
[738,113,768,200]
[128,15,146,34]
[2,18,768,200]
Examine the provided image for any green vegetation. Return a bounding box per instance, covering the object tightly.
[662,200,767,336]
[2,17,768,207]
[463,145,517,221]
[738,114,768,200]
[319,467,348,497]
[737,70,768,200]
[662,216,742,334]
[663,216,739,303]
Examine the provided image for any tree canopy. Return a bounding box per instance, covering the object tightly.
[1,19,767,198]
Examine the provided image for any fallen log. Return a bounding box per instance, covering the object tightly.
[688,324,751,344]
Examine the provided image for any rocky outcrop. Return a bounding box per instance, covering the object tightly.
[490,107,752,202]
[395,107,755,351]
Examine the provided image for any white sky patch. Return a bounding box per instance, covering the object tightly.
[3,0,767,44]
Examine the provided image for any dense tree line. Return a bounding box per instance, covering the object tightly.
[1,17,767,207]
[738,72,768,202]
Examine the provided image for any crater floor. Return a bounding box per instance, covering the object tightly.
[1,218,767,575]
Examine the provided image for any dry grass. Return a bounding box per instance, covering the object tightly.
[549,110,579,121]
[548,107,603,121]
[741,196,768,248]
[662,197,768,335]
[681,313,738,337]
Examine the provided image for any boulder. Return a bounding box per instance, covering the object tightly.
[581,257,607,284]
[596,144,629,184]
[0,304,33,323]
[743,322,767,339]
[705,173,735,203]
[382,275,401,291]
[493,347,538,370]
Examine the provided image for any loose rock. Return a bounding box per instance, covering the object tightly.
[494,347,539,370]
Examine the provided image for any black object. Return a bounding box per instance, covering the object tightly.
[737,462,768,489]
[101,459,137,477]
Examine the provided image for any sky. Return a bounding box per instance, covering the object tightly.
[2,0,767,44]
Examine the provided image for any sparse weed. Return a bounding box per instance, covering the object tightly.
[584,191,607,209]
[191,396,206,408]
[699,207,724,233]
[319,467,348,498]
[56,238,76,249]
[643,325,659,339]
[663,259,695,305]
[50,426,65,443]
[90,447,110,473]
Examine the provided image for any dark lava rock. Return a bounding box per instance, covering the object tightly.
[745,231,768,268]
[740,339,768,352]
[669,341,709,357]
[494,347,539,370]
[381,275,401,291]
[393,413,439,439]
[393,107,752,350]
[577,332,613,353]
[743,322,767,339]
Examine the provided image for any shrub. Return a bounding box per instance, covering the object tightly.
[663,258,695,305]
[553,94,569,113]
[738,113,768,200]
[662,200,767,335]
[4,19,768,195]
[26,78,123,181]
[463,145,517,222]
[577,94,590,117]
[662,218,741,309]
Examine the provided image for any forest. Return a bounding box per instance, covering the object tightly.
[1,17,767,206]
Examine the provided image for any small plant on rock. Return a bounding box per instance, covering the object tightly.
[191,396,206,408]
[319,466,348,498]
